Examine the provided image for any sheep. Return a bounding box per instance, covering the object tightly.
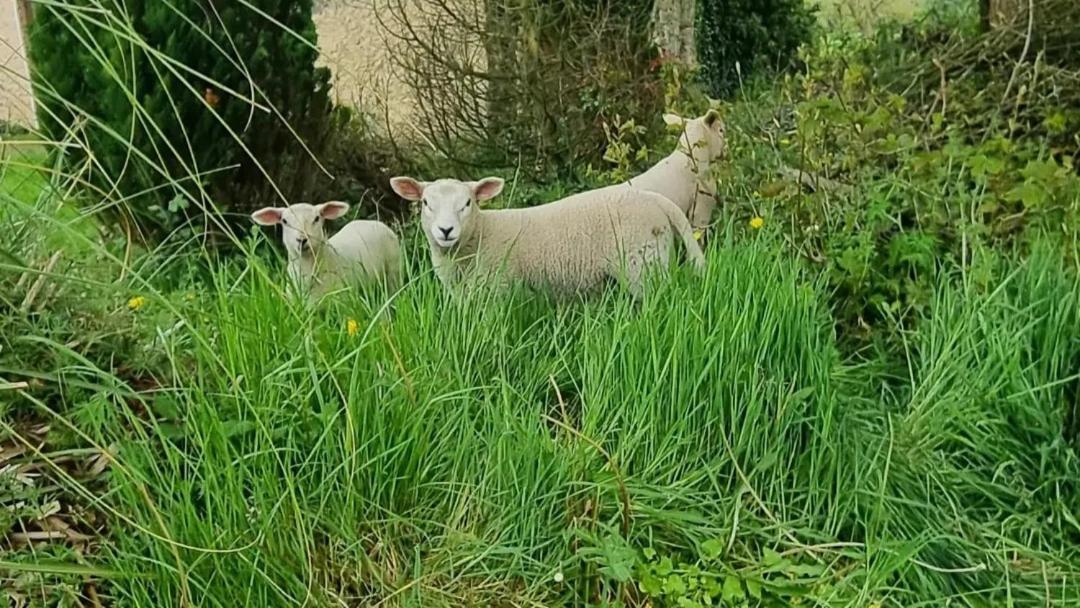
[616,109,727,230]
[389,176,704,298]
[250,201,401,298]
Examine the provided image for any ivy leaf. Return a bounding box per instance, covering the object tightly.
[1004,181,1050,209]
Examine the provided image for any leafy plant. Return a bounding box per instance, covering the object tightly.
[29,0,333,243]
[696,0,817,96]
[715,16,1080,339]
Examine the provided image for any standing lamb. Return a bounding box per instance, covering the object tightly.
[616,109,726,230]
[251,201,401,298]
[390,176,704,298]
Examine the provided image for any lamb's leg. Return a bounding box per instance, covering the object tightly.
[690,193,716,231]
[612,237,670,300]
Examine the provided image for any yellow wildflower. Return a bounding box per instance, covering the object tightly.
[127,296,146,311]
[346,318,360,337]
[749,216,765,230]
[693,230,704,242]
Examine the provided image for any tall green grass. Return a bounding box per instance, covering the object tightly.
[6,221,1079,604]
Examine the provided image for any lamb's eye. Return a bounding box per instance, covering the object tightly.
[281,218,288,226]
[465,199,471,208]
[314,217,321,223]
[422,199,429,207]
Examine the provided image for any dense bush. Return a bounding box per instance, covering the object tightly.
[386,0,662,177]
[696,0,816,96]
[715,10,1080,340]
[29,0,332,243]
[309,106,410,223]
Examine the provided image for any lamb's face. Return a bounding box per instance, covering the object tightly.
[250,202,350,258]
[420,180,475,249]
[666,110,727,163]
[390,176,505,251]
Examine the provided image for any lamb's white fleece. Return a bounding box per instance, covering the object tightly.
[390,176,704,298]
[251,202,401,298]
[617,109,726,229]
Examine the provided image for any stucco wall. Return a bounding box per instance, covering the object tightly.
[0,0,34,127]
[314,1,417,133]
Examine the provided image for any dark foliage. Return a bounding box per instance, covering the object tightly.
[696,0,816,96]
[29,0,332,244]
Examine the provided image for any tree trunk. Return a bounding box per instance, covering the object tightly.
[483,0,516,139]
[651,0,696,65]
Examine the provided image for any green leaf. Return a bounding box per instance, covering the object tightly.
[762,548,790,572]
[1004,181,1049,209]
[638,570,663,596]
[1021,159,1063,184]
[745,578,763,600]
[663,573,688,595]
[722,574,745,603]
[597,535,636,583]
[701,538,725,561]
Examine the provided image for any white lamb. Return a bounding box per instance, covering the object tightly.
[250,201,401,297]
[389,176,704,298]
[616,109,727,230]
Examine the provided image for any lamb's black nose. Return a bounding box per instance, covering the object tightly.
[298,237,309,249]
[438,226,453,239]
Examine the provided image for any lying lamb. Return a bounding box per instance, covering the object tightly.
[617,109,727,230]
[390,176,704,298]
[251,201,401,298]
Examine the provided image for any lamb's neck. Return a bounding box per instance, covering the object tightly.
[674,142,713,182]
[289,247,337,280]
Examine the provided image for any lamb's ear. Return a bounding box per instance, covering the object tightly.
[319,201,350,220]
[703,108,722,128]
[662,113,684,127]
[390,176,426,201]
[471,177,504,202]
[251,207,283,226]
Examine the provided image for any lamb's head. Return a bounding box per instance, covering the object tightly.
[250,201,350,259]
[664,109,726,164]
[390,176,504,250]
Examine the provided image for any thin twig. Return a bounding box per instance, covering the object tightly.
[1001,0,1035,106]
[20,252,62,311]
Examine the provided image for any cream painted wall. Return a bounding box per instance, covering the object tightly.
[0,0,34,127]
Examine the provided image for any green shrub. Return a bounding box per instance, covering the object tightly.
[696,0,816,96]
[29,0,332,243]
[309,106,409,222]
[715,19,1080,340]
